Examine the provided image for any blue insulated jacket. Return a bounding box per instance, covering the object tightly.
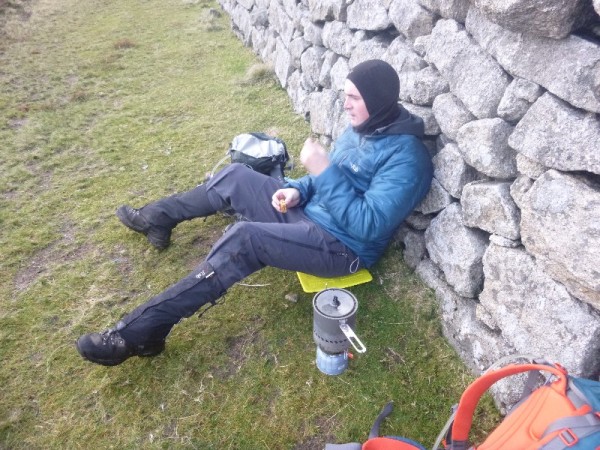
[285,110,433,268]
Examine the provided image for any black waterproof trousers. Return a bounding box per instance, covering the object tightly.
[116,164,361,346]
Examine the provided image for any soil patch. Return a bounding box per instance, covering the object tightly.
[14,226,93,292]
[0,0,34,42]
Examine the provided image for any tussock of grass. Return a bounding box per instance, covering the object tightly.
[113,38,136,49]
[0,0,500,448]
[240,63,277,85]
[198,7,225,32]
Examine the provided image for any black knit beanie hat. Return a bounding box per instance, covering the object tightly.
[346,59,401,134]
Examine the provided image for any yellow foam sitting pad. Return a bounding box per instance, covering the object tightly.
[296,269,373,293]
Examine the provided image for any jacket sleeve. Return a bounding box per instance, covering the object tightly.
[284,175,315,206]
[312,143,432,242]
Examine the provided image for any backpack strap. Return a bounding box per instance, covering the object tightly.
[324,444,362,450]
[368,402,394,439]
[324,402,397,450]
[449,363,568,449]
[539,412,600,450]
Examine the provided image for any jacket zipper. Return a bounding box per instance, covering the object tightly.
[270,234,348,258]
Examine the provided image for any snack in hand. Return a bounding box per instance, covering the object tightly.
[279,199,287,213]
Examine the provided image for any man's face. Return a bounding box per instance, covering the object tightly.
[344,79,369,127]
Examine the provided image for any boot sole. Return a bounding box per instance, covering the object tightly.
[75,340,130,366]
[76,339,165,366]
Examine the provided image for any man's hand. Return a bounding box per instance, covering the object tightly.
[300,137,330,176]
[272,188,301,212]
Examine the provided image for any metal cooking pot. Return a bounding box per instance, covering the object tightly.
[312,288,366,355]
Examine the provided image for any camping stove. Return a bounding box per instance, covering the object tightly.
[312,288,366,375]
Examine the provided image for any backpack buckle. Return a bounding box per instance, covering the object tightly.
[559,429,578,447]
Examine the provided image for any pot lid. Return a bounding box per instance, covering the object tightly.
[313,288,357,318]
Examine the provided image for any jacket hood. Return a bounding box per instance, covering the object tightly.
[371,104,425,138]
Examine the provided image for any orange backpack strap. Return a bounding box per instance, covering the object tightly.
[449,363,567,449]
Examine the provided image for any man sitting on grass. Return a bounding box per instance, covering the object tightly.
[76,59,433,366]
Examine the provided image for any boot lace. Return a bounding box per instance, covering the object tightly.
[101,329,125,347]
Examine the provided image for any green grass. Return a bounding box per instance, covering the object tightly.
[0,0,500,448]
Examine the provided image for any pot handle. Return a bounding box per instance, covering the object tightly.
[339,322,366,353]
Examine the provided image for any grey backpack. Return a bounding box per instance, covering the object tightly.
[209,132,290,182]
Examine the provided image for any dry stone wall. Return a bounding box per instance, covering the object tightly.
[218,0,600,389]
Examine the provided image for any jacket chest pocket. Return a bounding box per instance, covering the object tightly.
[346,154,378,187]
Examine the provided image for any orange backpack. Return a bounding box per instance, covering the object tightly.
[326,359,600,450]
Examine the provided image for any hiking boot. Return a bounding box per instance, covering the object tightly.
[116,205,171,250]
[76,328,165,366]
